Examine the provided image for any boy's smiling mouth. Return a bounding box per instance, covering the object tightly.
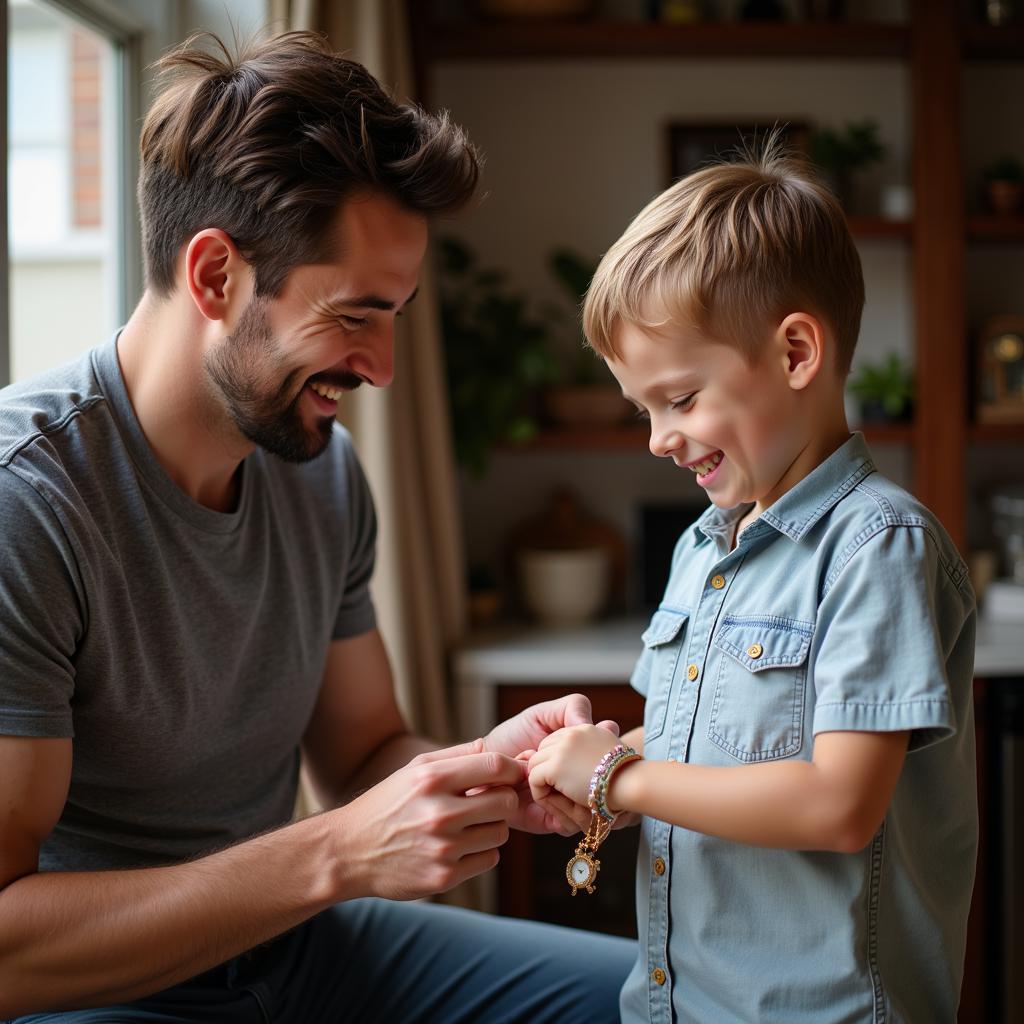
[681,450,723,477]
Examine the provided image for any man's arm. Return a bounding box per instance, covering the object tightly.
[300,629,436,805]
[0,727,522,1017]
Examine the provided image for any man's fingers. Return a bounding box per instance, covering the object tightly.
[560,693,594,728]
[410,738,485,765]
[424,751,525,793]
[540,792,590,834]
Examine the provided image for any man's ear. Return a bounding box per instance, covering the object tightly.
[183,229,252,323]
[776,312,827,391]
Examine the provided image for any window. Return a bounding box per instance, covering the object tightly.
[6,0,122,381]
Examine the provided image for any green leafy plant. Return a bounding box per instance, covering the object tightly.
[547,247,611,386]
[983,155,1024,183]
[810,119,886,174]
[439,237,559,476]
[848,353,914,422]
[809,119,886,207]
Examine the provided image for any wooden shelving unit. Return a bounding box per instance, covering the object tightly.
[412,4,1022,1018]
[419,20,909,61]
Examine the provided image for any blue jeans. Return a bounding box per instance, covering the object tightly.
[13,899,636,1023]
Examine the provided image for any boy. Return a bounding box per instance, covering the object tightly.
[527,140,978,1022]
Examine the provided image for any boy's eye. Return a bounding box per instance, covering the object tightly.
[633,407,650,422]
[672,394,696,411]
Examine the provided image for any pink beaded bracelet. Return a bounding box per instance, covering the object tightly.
[588,743,641,822]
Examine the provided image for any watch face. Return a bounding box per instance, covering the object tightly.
[569,856,594,886]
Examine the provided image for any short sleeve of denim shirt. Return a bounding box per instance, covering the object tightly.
[811,524,962,751]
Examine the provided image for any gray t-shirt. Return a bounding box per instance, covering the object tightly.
[0,336,377,870]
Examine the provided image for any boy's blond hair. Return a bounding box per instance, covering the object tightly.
[583,133,864,376]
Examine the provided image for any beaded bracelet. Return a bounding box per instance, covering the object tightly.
[587,743,642,822]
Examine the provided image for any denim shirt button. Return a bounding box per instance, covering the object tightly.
[747,642,764,658]
[651,967,667,985]
[653,857,666,875]
[710,574,726,589]
[686,663,699,681]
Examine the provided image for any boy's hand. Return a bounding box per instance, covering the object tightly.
[527,725,621,808]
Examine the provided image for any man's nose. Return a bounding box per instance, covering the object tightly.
[355,329,395,389]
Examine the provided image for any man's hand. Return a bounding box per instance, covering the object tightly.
[482,695,619,836]
[336,739,523,901]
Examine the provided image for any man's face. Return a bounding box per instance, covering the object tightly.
[607,321,807,514]
[204,190,428,463]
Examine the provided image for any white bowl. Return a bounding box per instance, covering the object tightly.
[519,547,610,627]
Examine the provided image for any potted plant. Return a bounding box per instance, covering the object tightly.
[809,119,886,211]
[439,237,559,476]
[542,247,633,428]
[983,156,1024,217]
[848,352,914,424]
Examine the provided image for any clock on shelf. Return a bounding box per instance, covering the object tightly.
[976,316,1024,424]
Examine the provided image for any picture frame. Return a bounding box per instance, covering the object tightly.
[666,120,811,185]
[976,315,1024,424]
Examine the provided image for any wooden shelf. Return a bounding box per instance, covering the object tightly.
[849,217,912,240]
[968,216,1024,243]
[420,21,910,61]
[499,422,911,453]
[970,421,1024,443]
[963,23,1024,60]
[861,422,913,444]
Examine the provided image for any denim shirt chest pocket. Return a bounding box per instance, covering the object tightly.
[708,614,814,762]
[639,606,689,743]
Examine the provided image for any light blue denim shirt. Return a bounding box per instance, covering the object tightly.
[620,433,978,1024]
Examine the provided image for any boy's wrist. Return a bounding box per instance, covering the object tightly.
[606,757,644,815]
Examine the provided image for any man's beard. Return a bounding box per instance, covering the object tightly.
[204,297,358,464]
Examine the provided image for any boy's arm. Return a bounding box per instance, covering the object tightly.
[608,729,909,852]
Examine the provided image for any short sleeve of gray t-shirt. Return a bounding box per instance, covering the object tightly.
[0,338,378,870]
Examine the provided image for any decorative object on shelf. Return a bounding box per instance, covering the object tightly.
[439,236,559,476]
[543,247,633,428]
[808,119,886,212]
[880,183,913,221]
[467,565,503,628]
[509,488,627,625]
[982,156,1024,217]
[657,0,703,23]
[477,0,597,17]
[519,547,610,627]
[668,120,810,186]
[976,316,1024,424]
[847,352,914,424]
[983,0,1015,27]
[992,484,1024,585]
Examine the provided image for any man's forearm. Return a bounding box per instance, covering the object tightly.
[0,813,343,1018]
[338,731,438,801]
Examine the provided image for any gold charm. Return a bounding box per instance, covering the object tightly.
[566,848,600,895]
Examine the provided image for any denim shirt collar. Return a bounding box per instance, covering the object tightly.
[696,432,876,553]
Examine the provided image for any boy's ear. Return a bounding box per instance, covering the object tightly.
[776,312,826,391]
[183,229,253,323]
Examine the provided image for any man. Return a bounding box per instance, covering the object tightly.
[0,31,633,1022]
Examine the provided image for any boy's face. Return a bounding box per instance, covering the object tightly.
[607,321,813,515]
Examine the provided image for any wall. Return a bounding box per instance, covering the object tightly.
[431,55,915,591]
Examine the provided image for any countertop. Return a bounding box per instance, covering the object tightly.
[454,615,1024,685]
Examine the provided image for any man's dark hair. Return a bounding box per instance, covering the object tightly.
[138,30,480,297]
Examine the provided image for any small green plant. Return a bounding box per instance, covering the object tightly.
[848,353,914,422]
[810,119,885,175]
[439,237,559,476]
[984,155,1024,183]
[547,247,613,386]
[809,120,885,207]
